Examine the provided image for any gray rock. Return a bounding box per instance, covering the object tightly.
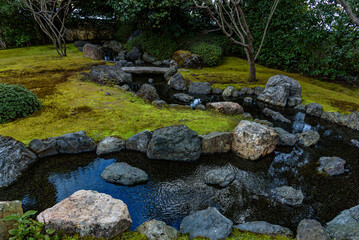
[195,104,206,110]
[148,78,154,84]
[271,186,304,206]
[200,132,232,154]
[274,127,298,146]
[297,130,320,147]
[254,86,265,96]
[135,60,144,66]
[147,125,201,161]
[28,138,58,158]
[222,86,239,98]
[188,82,211,95]
[74,41,87,48]
[143,52,156,63]
[118,84,130,91]
[206,102,244,115]
[96,137,125,155]
[204,168,236,187]
[235,169,267,195]
[297,219,330,240]
[126,131,152,153]
[101,162,148,185]
[294,104,307,112]
[152,100,168,108]
[306,103,323,117]
[103,40,123,52]
[164,60,178,81]
[243,97,253,104]
[258,75,302,107]
[242,112,253,119]
[135,220,180,240]
[351,139,359,148]
[318,156,346,176]
[240,87,254,95]
[212,88,223,95]
[326,204,359,240]
[136,84,160,102]
[169,73,187,91]
[56,131,97,154]
[263,108,291,124]
[0,136,38,188]
[0,201,23,240]
[253,118,274,127]
[153,61,163,67]
[83,44,104,61]
[126,47,141,62]
[173,93,194,103]
[116,59,128,66]
[180,207,233,240]
[232,120,279,160]
[234,221,293,237]
[90,65,132,85]
[37,190,132,238]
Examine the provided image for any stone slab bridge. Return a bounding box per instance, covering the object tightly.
[120,67,169,75]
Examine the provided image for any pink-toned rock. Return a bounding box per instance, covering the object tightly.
[37,190,131,239]
[83,44,104,61]
[232,120,279,160]
[206,102,244,115]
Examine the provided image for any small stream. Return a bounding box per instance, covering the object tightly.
[1,74,359,231]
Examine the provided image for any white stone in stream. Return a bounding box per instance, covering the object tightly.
[232,120,279,160]
[37,190,132,239]
[96,136,125,155]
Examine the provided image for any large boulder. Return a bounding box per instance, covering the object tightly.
[83,44,104,61]
[101,162,148,185]
[172,50,201,69]
[147,125,201,161]
[296,219,330,240]
[200,132,232,154]
[103,40,123,52]
[28,138,59,158]
[234,221,293,237]
[0,201,23,240]
[306,103,323,117]
[188,82,212,95]
[204,168,236,188]
[126,47,141,62]
[135,220,180,240]
[37,190,132,239]
[0,136,37,188]
[90,65,132,85]
[271,186,304,206]
[96,137,125,155]
[317,156,346,176]
[326,204,359,240]
[206,102,244,115]
[136,84,160,102]
[232,121,279,160]
[180,207,233,240]
[55,131,97,154]
[126,131,152,153]
[258,75,302,107]
[222,86,239,98]
[168,73,187,91]
[297,130,320,147]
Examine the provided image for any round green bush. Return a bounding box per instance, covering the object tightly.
[190,42,223,67]
[0,83,41,124]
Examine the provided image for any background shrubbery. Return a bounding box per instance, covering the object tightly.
[190,42,223,67]
[0,84,41,124]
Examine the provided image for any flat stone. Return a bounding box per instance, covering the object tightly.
[297,219,330,240]
[200,132,232,154]
[126,131,152,153]
[206,102,244,115]
[271,186,304,206]
[101,162,148,185]
[204,168,236,187]
[263,108,291,124]
[96,137,125,155]
[318,156,346,176]
[90,65,132,85]
[0,201,23,240]
[135,220,180,240]
[37,190,132,238]
[297,130,320,147]
[234,221,293,237]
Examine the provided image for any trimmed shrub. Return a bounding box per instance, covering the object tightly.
[191,43,223,67]
[0,83,41,124]
[114,24,136,43]
[127,31,178,60]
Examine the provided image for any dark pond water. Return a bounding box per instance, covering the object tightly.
[1,74,359,232]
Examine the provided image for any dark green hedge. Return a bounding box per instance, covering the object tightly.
[191,42,223,67]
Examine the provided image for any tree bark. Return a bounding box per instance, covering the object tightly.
[336,0,359,27]
[0,30,7,49]
[245,47,256,82]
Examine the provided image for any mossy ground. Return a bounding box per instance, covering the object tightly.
[0,45,242,144]
[181,57,359,114]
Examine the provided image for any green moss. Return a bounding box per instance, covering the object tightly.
[181,57,359,114]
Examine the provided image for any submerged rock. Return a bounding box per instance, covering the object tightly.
[135,220,180,240]
[306,103,323,117]
[136,84,160,102]
[271,186,304,206]
[0,201,23,240]
[274,127,298,146]
[326,204,359,240]
[126,130,152,153]
[37,190,132,239]
[188,82,211,95]
[90,65,132,85]
[0,136,38,188]
[232,120,279,160]
[297,130,320,147]
[263,108,291,124]
[180,207,233,240]
[204,168,236,187]
[96,137,125,155]
[101,162,148,185]
[200,132,232,154]
[147,125,201,161]
[317,156,346,176]
[296,219,330,240]
[56,131,97,154]
[234,221,293,237]
[206,102,244,115]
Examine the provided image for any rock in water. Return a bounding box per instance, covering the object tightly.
[258,75,302,107]
[147,125,201,161]
[126,131,152,153]
[0,136,37,188]
[101,162,148,185]
[296,219,330,240]
[136,84,160,102]
[234,221,293,237]
[200,132,232,154]
[37,190,132,239]
[206,102,244,115]
[96,137,125,155]
[317,156,346,176]
[83,44,104,60]
[135,220,180,240]
[204,168,236,187]
[271,186,304,206]
[263,108,291,124]
[232,120,279,160]
[180,207,233,240]
[188,82,212,95]
[55,131,97,154]
[297,130,320,147]
[0,201,23,240]
[274,127,298,146]
[326,204,359,240]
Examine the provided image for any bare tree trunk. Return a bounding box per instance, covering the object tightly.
[336,0,359,27]
[245,47,256,82]
[0,30,7,49]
